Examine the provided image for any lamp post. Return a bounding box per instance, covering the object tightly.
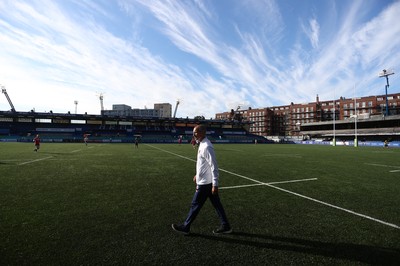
[332,97,336,146]
[353,85,358,147]
[350,114,358,147]
[379,69,395,116]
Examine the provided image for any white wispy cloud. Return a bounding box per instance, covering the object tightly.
[304,18,320,49]
[0,0,399,118]
[0,0,206,116]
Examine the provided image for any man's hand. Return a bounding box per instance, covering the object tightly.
[193,175,196,183]
[212,186,218,195]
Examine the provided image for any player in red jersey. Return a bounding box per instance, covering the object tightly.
[33,134,40,152]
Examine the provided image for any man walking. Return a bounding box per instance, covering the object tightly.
[172,124,231,235]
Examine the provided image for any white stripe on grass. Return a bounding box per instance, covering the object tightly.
[18,156,53,165]
[220,178,318,190]
[365,163,400,169]
[147,144,400,230]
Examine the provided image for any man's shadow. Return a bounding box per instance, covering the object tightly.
[190,231,400,265]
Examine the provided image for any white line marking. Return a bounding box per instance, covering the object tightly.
[389,170,400,173]
[220,178,318,190]
[264,183,400,230]
[147,144,400,230]
[146,144,196,162]
[365,163,400,169]
[219,178,318,189]
[220,168,264,184]
[266,178,318,185]
[220,183,266,190]
[18,156,53,165]
[262,153,302,158]
[70,149,82,153]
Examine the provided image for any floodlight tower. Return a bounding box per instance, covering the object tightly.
[96,92,105,114]
[74,100,78,114]
[99,93,104,111]
[379,69,395,116]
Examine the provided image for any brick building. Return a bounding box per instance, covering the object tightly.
[102,103,172,118]
[215,92,400,137]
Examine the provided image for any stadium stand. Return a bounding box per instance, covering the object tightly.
[0,111,267,144]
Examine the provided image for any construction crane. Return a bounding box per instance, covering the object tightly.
[173,99,180,118]
[1,85,16,112]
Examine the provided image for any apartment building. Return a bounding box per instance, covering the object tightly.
[215,92,400,137]
[103,103,172,118]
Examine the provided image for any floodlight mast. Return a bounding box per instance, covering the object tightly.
[1,86,16,112]
[379,69,395,116]
[96,92,105,114]
[74,100,78,114]
[99,94,104,111]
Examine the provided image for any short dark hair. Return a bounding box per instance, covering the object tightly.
[196,124,207,134]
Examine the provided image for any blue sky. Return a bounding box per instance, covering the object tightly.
[0,0,399,118]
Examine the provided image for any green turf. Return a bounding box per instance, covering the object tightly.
[0,142,399,265]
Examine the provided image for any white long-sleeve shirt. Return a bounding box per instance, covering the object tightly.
[196,137,219,187]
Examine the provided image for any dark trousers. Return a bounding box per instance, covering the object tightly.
[183,183,230,229]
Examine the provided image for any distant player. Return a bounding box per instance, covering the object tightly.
[134,137,139,148]
[33,134,40,152]
[384,139,389,148]
[83,134,90,146]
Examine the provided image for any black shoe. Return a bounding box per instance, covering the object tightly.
[213,225,232,235]
[172,224,190,235]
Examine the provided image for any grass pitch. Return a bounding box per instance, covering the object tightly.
[0,142,399,265]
